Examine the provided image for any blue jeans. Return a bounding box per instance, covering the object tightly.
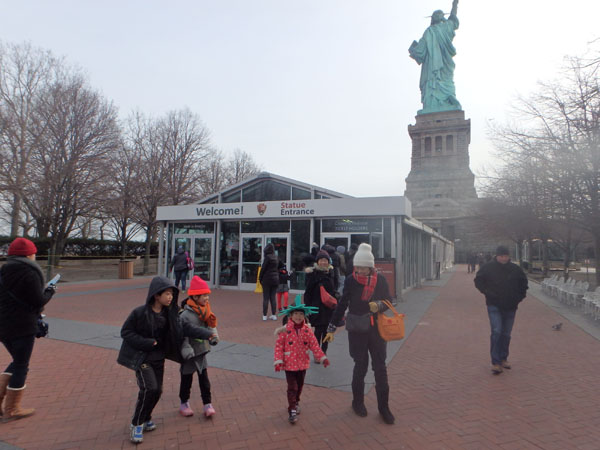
[487,305,516,365]
[174,270,188,291]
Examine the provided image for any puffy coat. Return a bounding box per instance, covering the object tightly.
[304,264,337,326]
[0,256,54,341]
[179,303,219,375]
[330,271,391,329]
[259,245,279,287]
[117,276,214,371]
[474,258,528,311]
[274,320,326,371]
[170,248,189,272]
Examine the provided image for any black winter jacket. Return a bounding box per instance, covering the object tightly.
[0,256,54,341]
[474,258,528,311]
[304,264,337,326]
[259,247,279,287]
[330,271,391,329]
[117,276,213,371]
[170,248,189,272]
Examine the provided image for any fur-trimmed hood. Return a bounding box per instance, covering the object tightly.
[304,263,333,274]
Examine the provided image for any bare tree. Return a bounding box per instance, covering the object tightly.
[485,51,600,282]
[23,73,120,272]
[225,148,262,186]
[0,41,60,236]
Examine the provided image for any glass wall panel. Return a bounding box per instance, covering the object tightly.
[219,222,240,286]
[174,222,215,234]
[383,218,392,258]
[292,186,311,200]
[241,237,262,283]
[290,220,311,290]
[222,190,241,203]
[242,180,291,202]
[241,220,290,233]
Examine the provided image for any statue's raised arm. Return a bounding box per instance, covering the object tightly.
[450,0,458,19]
[408,1,462,115]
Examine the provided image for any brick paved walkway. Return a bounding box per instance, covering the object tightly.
[1,267,600,449]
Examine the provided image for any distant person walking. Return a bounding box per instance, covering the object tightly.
[0,237,56,421]
[474,245,528,375]
[259,244,279,321]
[170,247,190,292]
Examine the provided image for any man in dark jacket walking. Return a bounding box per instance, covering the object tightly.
[170,247,190,292]
[474,245,528,374]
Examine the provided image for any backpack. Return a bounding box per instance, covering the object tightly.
[185,252,194,271]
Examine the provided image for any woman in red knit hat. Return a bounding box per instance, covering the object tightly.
[177,275,219,418]
[0,237,56,422]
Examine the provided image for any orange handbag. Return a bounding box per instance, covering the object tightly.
[377,300,405,341]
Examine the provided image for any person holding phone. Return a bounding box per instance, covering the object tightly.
[0,238,56,421]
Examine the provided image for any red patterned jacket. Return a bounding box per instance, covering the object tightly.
[274,321,326,371]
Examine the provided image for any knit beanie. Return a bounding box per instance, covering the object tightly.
[495,245,510,256]
[353,243,375,268]
[315,250,330,263]
[188,275,211,295]
[8,237,37,256]
[336,245,346,254]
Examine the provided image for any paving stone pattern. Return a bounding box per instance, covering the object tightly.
[1,268,600,449]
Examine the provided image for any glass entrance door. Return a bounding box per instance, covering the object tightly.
[240,234,289,289]
[172,234,213,284]
[193,236,213,282]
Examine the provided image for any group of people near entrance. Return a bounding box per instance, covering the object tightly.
[0,237,528,446]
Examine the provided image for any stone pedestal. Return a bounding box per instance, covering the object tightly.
[404,110,477,228]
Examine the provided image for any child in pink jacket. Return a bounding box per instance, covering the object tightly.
[274,296,330,424]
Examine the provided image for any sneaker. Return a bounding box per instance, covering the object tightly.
[288,409,298,424]
[270,315,277,321]
[295,403,301,415]
[491,364,503,374]
[203,403,216,417]
[179,401,194,417]
[262,315,267,321]
[500,360,511,369]
[143,420,156,431]
[130,424,144,444]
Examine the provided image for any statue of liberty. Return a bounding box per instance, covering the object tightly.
[409,0,461,115]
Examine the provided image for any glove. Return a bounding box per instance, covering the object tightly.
[322,358,330,368]
[323,332,335,343]
[369,302,379,313]
[275,363,284,372]
[44,285,56,296]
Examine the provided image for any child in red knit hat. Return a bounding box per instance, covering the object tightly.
[178,275,219,418]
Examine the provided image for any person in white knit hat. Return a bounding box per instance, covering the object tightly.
[323,243,396,425]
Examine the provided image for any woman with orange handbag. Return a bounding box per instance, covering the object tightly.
[323,243,395,425]
[303,250,337,356]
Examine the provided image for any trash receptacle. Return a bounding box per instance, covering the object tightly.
[119,260,134,279]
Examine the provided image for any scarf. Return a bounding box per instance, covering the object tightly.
[352,270,378,301]
[185,298,217,328]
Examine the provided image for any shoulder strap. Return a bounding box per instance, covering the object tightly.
[380,299,399,315]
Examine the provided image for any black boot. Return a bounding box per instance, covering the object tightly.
[376,386,395,425]
[351,379,367,417]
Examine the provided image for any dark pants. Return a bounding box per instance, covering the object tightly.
[174,270,189,291]
[262,284,277,316]
[179,368,211,405]
[487,305,516,365]
[313,325,329,354]
[132,360,164,426]
[285,370,306,412]
[348,326,389,409]
[1,334,35,388]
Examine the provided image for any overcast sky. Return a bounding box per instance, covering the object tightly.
[2,0,599,198]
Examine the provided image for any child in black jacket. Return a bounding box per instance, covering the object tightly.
[117,276,215,444]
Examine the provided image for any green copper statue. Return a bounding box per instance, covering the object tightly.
[409,0,462,115]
